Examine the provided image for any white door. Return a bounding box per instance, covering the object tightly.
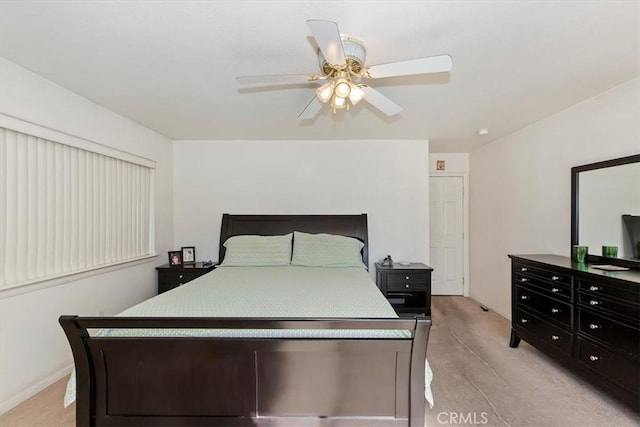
[430,176,464,295]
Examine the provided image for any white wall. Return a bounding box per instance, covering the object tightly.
[469,78,640,319]
[429,153,469,175]
[0,58,174,413]
[172,140,430,274]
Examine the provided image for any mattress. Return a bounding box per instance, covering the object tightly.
[64,266,433,406]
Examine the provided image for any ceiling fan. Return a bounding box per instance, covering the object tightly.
[236,20,452,119]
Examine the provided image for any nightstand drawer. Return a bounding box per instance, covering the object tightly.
[375,262,433,316]
[156,262,216,294]
[387,273,428,291]
[161,272,203,287]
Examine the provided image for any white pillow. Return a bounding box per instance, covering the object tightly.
[291,231,366,268]
[221,234,292,266]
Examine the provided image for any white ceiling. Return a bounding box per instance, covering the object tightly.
[1,1,639,152]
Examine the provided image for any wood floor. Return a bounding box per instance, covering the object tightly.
[1,296,638,426]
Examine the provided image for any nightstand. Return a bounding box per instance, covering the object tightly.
[156,262,216,294]
[375,262,433,316]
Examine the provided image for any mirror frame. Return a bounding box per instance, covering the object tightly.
[571,153,640,269]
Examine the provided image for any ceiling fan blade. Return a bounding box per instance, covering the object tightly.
[366,54,452,79]
[307,19,346,66]
[361,86,403,116]
[237,73,321,87]
[298,96,323,119]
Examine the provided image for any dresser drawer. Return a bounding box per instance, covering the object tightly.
[514,308,572,355]
[578,338,640,393]
[509,255,640,411]
[578,279,640,304]
[578,292,640,322]
[387,272,428,291]
[515,286,572,328]
[514,263,572,286]
[514,273,571,300]
[578,310,640,357]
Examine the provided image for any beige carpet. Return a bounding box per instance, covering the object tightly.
[425,296,638,426]
[1,296,638,426]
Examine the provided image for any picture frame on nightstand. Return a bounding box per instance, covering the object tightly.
[181,246,196,264]
[168,251,182,266]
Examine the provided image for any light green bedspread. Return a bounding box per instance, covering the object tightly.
[64,266,433,407]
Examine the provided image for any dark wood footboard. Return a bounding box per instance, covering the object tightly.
[60,316,430,427]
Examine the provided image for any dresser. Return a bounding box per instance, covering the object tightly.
[375,262,433,316]
[156,262,216,294]
[509,254,640,410]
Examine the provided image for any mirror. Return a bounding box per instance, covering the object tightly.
[571,154,640,268]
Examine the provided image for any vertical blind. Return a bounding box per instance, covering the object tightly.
[0,127,152,290]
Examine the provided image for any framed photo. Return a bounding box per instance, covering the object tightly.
[181,246,196,264]
[168,250,182,266]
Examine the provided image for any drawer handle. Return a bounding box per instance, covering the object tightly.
[551,276,560,281]
[551,335,560,340]
[589,300,599,306]
[520,318,528,324]
[405,276,410,280]
[520,278,528,282]
[551,287,560,293]
[178,283,184,286]
[589,286,599,291]
[405,284,409,288]
[521,267,528,272]
[179,274,184,279]
[589,324,601,330]
[520,295,529,300]
[551,308,560,313]
[589,355,599,362]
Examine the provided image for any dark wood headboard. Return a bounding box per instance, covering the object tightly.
[219,214,368,266]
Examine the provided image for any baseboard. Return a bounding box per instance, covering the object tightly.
[0,364,73,415]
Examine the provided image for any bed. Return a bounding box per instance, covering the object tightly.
[60,214,432,426]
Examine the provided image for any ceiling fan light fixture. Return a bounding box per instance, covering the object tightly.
[348,84,366,105]
[316,81,335,103]
[331,94,347,110]
[238,20,453,119]
[334,79,351,98]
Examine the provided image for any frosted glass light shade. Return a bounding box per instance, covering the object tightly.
[332,95,347,109]
[334,79,351,98]
[348,84,366,105]
[316,82,334,103]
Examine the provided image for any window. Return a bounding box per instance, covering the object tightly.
[0,115,155,291]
